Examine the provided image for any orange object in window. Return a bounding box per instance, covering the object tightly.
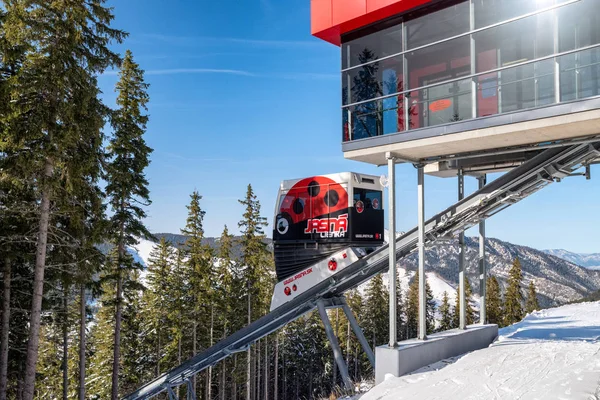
[429,99,453,113]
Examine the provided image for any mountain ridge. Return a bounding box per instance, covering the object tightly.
[131,234,600,307]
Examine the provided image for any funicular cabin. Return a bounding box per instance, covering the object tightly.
[312,0,600,171]
[273,172,384,282]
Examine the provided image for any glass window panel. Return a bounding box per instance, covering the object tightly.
[342,23,403,69]
[407,35,470,90]
[558,0,600,52]
[474,14,554,74]
[411,78,472,129]
[560,48,600,101]
[342,54,403,106]
[496,59,555,113]
[473,0,562,29]
[405,2,469,50]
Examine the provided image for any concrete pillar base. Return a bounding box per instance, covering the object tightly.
[375,324,498,384]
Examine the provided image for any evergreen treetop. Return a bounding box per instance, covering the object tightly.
[504,257,525,326]
[525,280,540,314]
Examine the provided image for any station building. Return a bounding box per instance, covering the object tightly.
[312,0,600,170]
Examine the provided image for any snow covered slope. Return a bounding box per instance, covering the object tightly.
[361,302,600,400]
[544,249,600,271]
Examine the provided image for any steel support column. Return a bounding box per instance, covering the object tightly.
[417,166,427,340]
[186,379,196,400]
[387,152,397,347]
[478,175,487,324]
[340,297,375,367]
[167,386,177,400]
[458,169,467,330]
[317,299,353,391]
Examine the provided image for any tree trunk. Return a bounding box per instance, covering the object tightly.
[220,329,226,400]
[256,340,261,400]
[333,309,338,387]
[233,355,238,400]
[206,305,214,400]
[246,291,251,400]
[273,335,278,400]
[78,284,86,400]
[62,284,69,400]
[264,337,268,400]
[156,325,161,376]
[345,321,350,373]
[22,159,53,400]
[193,320,197,395]
[0,258,11,400]
[111,269,123,400]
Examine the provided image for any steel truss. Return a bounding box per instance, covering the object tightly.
[124,142,600,400]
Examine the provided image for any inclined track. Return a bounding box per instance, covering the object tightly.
[124,141,600,400]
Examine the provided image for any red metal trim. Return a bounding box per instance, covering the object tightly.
[312,0,435,46]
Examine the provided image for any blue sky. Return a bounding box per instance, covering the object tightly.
[98,0,599,253]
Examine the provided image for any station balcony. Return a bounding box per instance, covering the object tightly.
[340,0,600,173]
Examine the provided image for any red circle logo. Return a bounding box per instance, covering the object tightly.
[284,287,292,296]
[328,260,337,271]
[292,284,297,292]
[356,200,364,213]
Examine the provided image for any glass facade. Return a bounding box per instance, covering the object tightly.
[341,0,600,142]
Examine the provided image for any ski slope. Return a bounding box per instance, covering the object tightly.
[360,302,600,400]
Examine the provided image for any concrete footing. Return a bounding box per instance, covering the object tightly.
[375,324,498,384]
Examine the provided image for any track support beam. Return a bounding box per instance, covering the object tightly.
[458,169,466,330]
[478,175,487,324]
[387,153,398,347]
[418,166,427,340]
[317,299,353,391]
[340,297,375,367]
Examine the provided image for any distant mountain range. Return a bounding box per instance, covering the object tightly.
[130,234,600,308]
[542,249,600,270]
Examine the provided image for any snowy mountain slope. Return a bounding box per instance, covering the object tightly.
[399,237,600,306]
[360,301,600,400]
[543,249,600,270]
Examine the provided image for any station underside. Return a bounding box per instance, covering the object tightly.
[343,98,600,172]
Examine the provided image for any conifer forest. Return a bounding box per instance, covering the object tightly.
[0,1,541,399]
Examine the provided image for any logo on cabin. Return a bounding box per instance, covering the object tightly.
[304,214,348,238]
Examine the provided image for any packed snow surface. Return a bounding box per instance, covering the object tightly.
[361,302,600,400]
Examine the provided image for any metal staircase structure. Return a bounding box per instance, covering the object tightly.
[124,140,600,400]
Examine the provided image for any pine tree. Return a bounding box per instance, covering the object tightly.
[180,191,213,397]
[2,3,125,398]
[438,291,453,331]
[485,275,503,326]
[88,281,117,400]
[104,49,152,400]
[504,257,524,326]
[395,274,406,341]
[406,271,436,338]
[363,274,388,350]
[453,276,477,327]
[525,281,540,314]
[164,247,187,373]
[238,184,269,400]
[144,238,175,376]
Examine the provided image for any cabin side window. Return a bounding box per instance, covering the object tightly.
[353,189,382,210]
